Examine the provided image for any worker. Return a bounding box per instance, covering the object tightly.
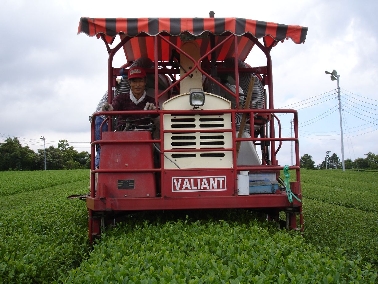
[91,90,111,169]
[107,66,157,131]
[92,76,127,168]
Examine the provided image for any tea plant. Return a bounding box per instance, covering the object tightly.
[66,213,377,283]
[301,170,378,212]
[1,169,377,283]
[0,169,90,196]
[0,172,89,283]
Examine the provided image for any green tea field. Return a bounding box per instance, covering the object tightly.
[0,169,377,283]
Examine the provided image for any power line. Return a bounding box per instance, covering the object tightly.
[342,112,356,161]
[278,87,377,131]
[342,89,378,103]
[278,90,336,110]
[343,95,378,113]
[343,96,377,112]
[344,105,378,125]
[343,123,377,134]
[299,105,339,127]
[346,127,378,138]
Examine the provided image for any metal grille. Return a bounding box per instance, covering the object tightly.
[168,114,227,129]
[168,132,227,149]
[163,113,233,169]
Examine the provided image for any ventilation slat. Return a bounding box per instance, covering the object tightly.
[200,135,224,139]
[200,141,225,146]
[200,153,225,157]
[200,123,225,128]
[171,124,196,128]
[163,112,232,168]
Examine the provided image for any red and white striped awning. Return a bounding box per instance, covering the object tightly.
[78,17,308,62]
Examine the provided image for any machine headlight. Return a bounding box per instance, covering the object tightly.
[189,89,205,108]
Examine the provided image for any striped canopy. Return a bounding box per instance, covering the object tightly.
[78,17,308,62]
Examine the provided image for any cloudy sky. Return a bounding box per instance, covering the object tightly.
[1,0,377,166]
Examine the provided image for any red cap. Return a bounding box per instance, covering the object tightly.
[128,67,146,79]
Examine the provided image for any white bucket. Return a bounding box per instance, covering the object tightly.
[237,174,249,195]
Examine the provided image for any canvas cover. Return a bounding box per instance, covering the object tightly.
[78,17,308,62]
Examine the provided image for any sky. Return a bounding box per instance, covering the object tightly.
[1,0,377,166]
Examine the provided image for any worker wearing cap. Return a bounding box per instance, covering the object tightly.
[110,66,156,131]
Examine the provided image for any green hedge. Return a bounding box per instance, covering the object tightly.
[0,170,377,283]
[301,170,378,212]
[65,213,377,283]
[0,171,89,283]
[0,170,89,196]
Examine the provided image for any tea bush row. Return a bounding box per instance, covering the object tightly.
[300,170,378,212]
[0,175,89,283]
[65,213,377,283]
[0,170,89,196]
[303,198,378,268]
[1,169,377,283]
[300,170,378,267]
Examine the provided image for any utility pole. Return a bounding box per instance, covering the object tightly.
[325,70,345,171]
[40,136,47,170]
[326,150,331,169]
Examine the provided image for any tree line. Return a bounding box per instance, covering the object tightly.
[0,137,90,171]
[300,152,378,170]
[2,136,376,171]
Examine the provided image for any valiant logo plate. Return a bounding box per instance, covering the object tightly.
[172,176,226,192]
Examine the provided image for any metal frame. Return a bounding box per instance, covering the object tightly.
[87,28,303,243]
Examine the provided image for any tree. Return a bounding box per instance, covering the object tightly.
[344,158,354,169]
[36,140,91,170]
[57,140,90,169]
[318,161,325,169]
[38,145,63,170]
[0,137,90,171]
[75,151,91,169]
[58,140,77,169]
[328,153,340,169]
[364,152,378,170]
[354,158,369,169]
[300,154,315,169]
[0,137,39,170]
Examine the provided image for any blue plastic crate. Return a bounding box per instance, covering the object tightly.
[249,180,279,194]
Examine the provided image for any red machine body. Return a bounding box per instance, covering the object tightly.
[98,132,156,198]
[78,13,308,242]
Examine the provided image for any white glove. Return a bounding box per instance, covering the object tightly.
[144,102,156,110]
[101,102,113,111]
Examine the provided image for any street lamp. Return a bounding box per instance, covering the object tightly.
[40,136,47,170]
[326,150,331,169]
[325,70,345,171]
